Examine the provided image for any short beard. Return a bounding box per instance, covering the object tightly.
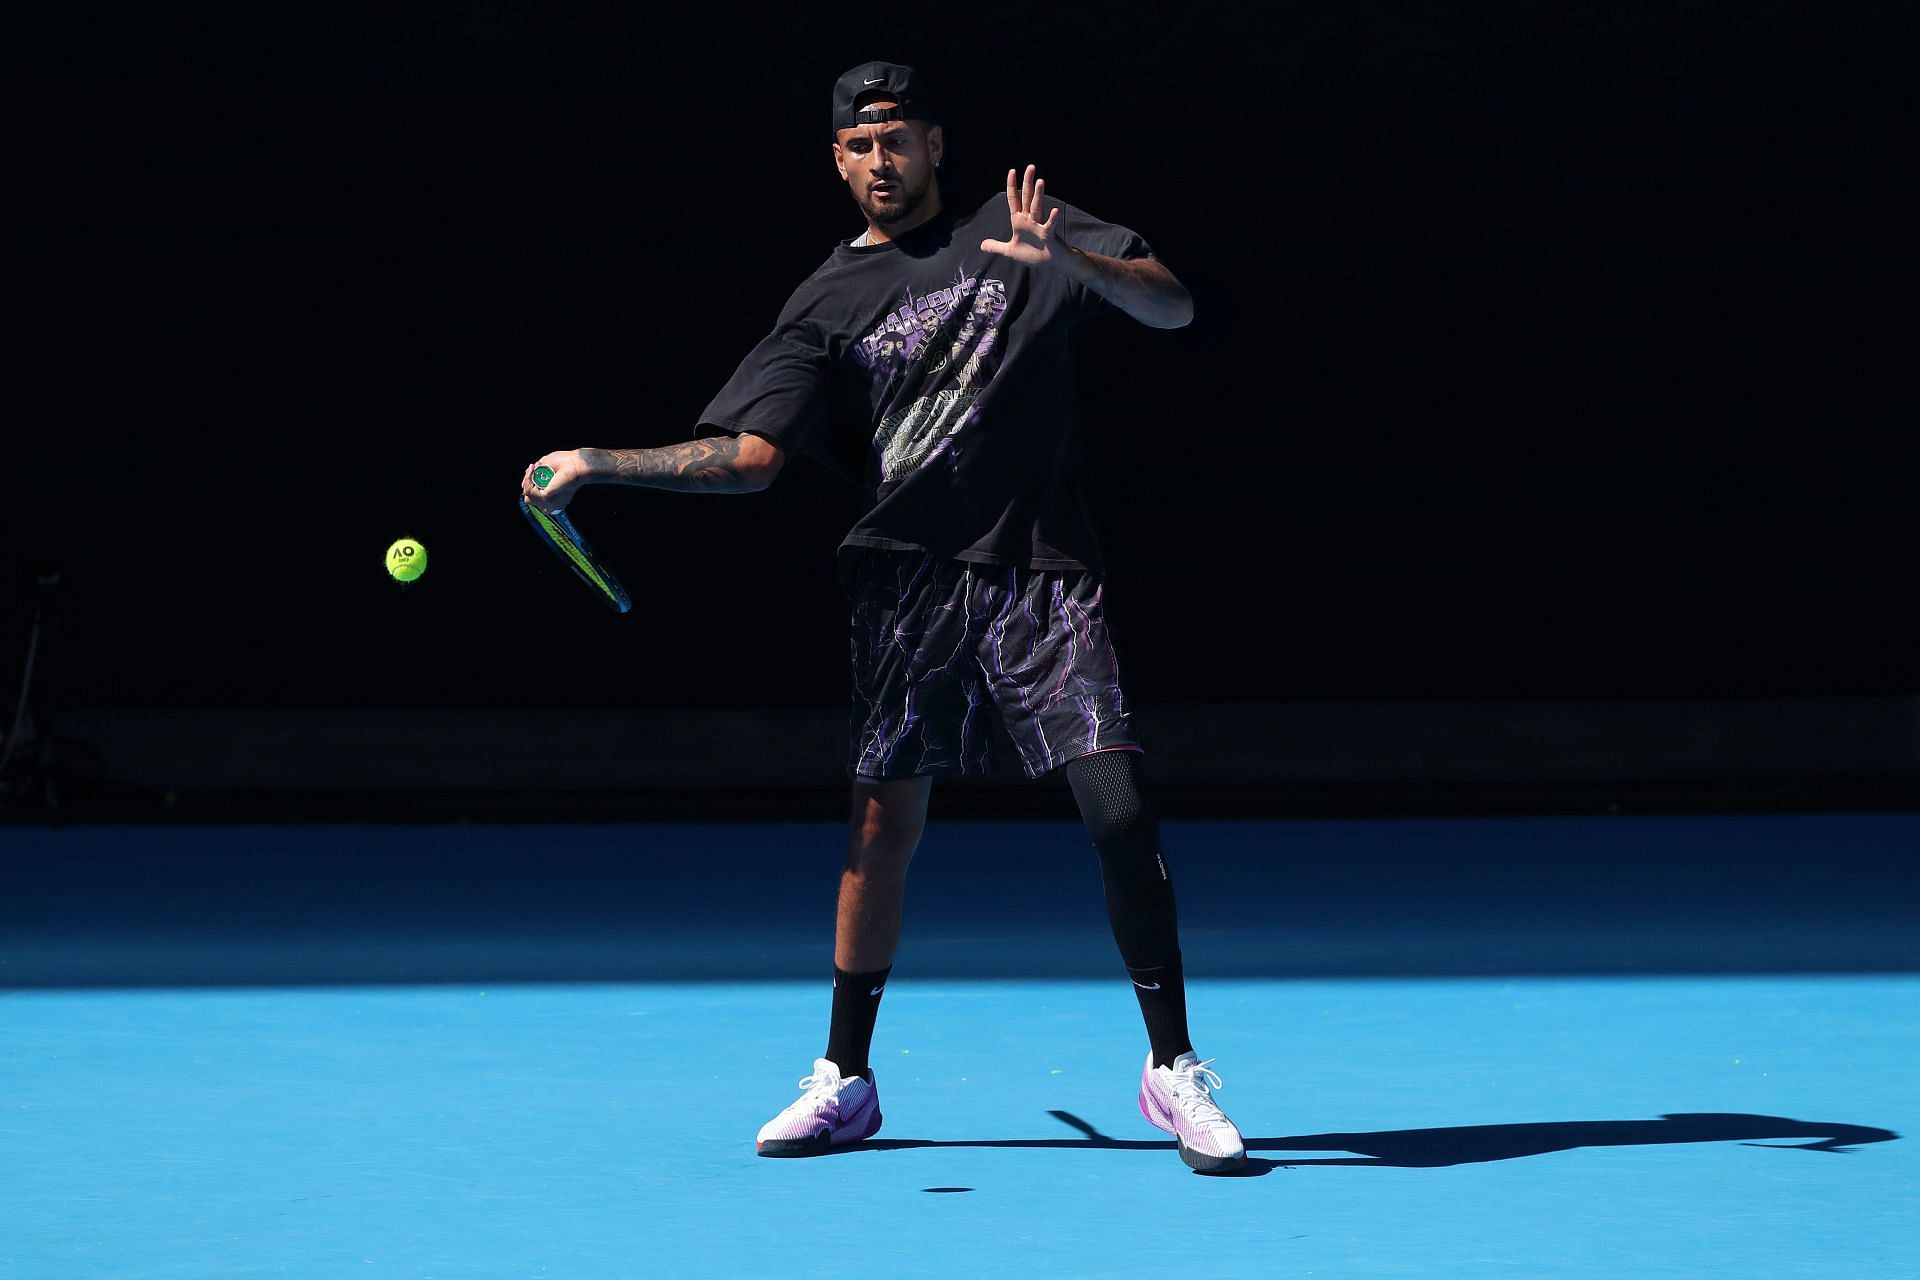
[857,175,932,227]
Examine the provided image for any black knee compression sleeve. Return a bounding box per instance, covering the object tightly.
[1066,750,1179,970]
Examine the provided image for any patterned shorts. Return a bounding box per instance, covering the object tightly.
[844,548,1142,780]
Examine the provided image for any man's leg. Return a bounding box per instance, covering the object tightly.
[1063,748,1192,1068]
[1065,747,1247,1173]
[756,775,929,1157]
[972,561,1244,1171]
[826,775,932,1074]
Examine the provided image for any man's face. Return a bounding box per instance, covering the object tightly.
[833,102,943,231]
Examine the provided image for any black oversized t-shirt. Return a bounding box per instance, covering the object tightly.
[696,190,1153,572]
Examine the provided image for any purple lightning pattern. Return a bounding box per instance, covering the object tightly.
[849,551,1138,779]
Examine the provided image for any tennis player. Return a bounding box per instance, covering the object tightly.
[522,61,1246,1173]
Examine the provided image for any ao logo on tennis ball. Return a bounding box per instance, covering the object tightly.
[385,537,427,582]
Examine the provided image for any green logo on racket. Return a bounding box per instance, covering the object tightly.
[532,465,555,489]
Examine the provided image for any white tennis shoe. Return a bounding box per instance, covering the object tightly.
[755,1058,882,1157]
[1139,1050,1248,1173]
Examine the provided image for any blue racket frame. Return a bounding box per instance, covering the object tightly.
[519,498,632,614]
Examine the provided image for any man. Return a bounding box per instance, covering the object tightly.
[522,61,1246,1174]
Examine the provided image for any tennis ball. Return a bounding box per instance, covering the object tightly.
[385,537,427,582]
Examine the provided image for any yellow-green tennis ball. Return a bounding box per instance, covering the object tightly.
[385,537,427,582]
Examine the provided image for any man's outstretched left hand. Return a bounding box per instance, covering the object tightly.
[980,164,1071,268]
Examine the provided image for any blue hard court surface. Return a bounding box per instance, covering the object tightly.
[2,815,1916,1277]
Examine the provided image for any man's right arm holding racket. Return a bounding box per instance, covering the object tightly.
[520,432,788,511]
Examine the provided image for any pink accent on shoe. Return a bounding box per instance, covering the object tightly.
[756,1058,883,1156]
[1139,1050,1247,1173]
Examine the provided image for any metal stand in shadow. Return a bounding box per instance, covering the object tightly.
[0,563,103,819]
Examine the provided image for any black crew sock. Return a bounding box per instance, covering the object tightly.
[1126,954,1193,1069]
[824,965,891,1078]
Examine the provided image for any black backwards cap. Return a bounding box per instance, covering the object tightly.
[831,61,937,135]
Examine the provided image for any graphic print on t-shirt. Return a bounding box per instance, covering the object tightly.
[697,191,1149,569]
[853,267,1009,494]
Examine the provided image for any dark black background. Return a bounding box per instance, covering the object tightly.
[14,3,1912,714]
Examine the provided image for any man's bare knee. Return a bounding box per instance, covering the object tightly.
[846,776,931,877]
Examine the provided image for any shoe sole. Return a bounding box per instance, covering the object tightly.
[1143,1085,1246,1175]
[756,1132,831,1158]
[1177,1136,1249,1175]
[756,1107,883,1158]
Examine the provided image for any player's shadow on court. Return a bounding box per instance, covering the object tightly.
[862,1112,1897,1176]
[1245,1112,1899,1170]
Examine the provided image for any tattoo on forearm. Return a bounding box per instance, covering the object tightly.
[1074,251,1192,328]
[581,438,756,493]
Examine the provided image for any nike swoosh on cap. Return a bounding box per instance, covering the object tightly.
[864,77,883,85]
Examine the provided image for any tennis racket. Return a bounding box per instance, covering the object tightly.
[521,466,632,613]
